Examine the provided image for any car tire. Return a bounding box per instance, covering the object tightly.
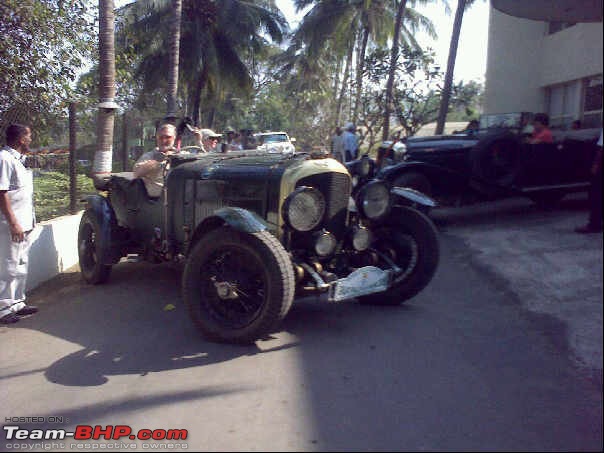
[359,206,439,305]
[78,210,112,284]
[470,135,522,188]
[182,227,295,344]
[393,172,433,214]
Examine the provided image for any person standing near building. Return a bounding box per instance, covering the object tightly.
[342,122,359,162]
[575,128,603,234]
[0,124,39,324]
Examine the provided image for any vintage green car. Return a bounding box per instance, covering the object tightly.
[78,149,439,343]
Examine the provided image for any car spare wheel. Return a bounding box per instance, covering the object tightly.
[78,210,112,284]
[470,135,522,188]
[182,226,295,344]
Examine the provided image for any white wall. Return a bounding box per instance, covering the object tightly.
[484,8,547,114]
[484,7,603,114]
[540,22,604,86]
[27,212,83,291]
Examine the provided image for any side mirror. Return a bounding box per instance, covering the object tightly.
[290,137,296,143]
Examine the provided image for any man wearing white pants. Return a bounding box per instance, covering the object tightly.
[0,124,38,324]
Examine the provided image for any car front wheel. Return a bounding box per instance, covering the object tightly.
[359,206,439,305]
[78,210,112,284]
[182,227,295,344]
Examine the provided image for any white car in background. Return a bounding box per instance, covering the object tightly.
[254,131,296,154]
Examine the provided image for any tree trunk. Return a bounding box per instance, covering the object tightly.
[353,27,369,125]
[383,0,407,141]
[68,102,77,214]
[337,44,354,126]
[435,0,466,135]
[93,0,117,189]
[166,0,182,123]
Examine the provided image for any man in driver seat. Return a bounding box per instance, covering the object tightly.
[133,123,201,198]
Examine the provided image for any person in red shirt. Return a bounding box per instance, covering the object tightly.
[528,113,553,144]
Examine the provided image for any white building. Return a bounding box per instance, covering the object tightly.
[484,0,603,129]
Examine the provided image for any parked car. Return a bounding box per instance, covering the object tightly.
[375,112,600,207]
[78,146,439,344]
[253,131,296,154]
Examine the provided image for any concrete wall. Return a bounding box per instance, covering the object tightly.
[27,211,83,291]
[484,8,547,114]
[540,22,604,86]
[484,7,603,114]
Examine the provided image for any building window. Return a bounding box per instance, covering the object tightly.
[548,22,576,34]
[547,80,581,129]
[546,75,602,129]
[582,75,603,128]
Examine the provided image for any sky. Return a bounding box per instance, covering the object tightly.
[115,0,490,83]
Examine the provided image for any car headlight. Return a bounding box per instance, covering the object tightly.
[283,187,326,232]
[357,181,391,219]
[314,231,337,257]
[351,226,371,251]
[359,156,372,177]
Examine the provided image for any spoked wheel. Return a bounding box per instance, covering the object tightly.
[183,227,295,344]
[78,210,112,284]
[359,206,439,305]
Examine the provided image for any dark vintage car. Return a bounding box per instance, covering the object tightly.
[375,112,600,207]
[78,147,439,343]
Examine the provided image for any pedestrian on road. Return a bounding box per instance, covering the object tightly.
[575,128,603,234]
[330,126,345,163]
[342,122,359,162]
[0,124,39,324]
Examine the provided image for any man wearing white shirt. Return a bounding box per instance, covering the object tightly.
[0,124,39,324]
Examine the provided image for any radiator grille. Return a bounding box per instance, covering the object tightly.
[297,172,351,238]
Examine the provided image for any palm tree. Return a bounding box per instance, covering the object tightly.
[166,0,182,122]
[93,0,117,189]
[121,0,288,126]
[291,0,436,129]
[382,0,408,141]
[435,0,476,135]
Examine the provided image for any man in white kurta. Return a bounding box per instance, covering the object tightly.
[0,124,39,324]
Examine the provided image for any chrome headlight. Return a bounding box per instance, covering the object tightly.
[314,231,337,257]
[283,187,326,232]
[360,157,371,177]
[357,181,391,219]
[352,226,371,251]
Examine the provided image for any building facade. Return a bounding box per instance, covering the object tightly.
[484,3,603,129]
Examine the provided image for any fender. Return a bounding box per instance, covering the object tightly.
[214,207,268,233]
[83,194,122,264]
[379,161,464,183]
[391,187,437,208]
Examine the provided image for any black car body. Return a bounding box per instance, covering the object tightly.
[78,149,439,343]
[376,114,600,207]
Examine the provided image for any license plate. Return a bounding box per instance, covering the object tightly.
[328,266,391,302]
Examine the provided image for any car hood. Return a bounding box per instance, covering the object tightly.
[405,135,480,152]
[169,151,306,180]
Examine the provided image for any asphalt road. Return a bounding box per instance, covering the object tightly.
[1,196,602,451]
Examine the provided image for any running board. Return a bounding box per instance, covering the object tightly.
[520,182,590,193]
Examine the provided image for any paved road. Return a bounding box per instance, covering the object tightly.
[1,196,602,451]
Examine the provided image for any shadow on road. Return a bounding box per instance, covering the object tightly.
[20,263,298,387]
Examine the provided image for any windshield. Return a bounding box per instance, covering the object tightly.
[258,133,289,144]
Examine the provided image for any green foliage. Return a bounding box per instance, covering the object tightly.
[33,171,96,222]
[0,0,96,145]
